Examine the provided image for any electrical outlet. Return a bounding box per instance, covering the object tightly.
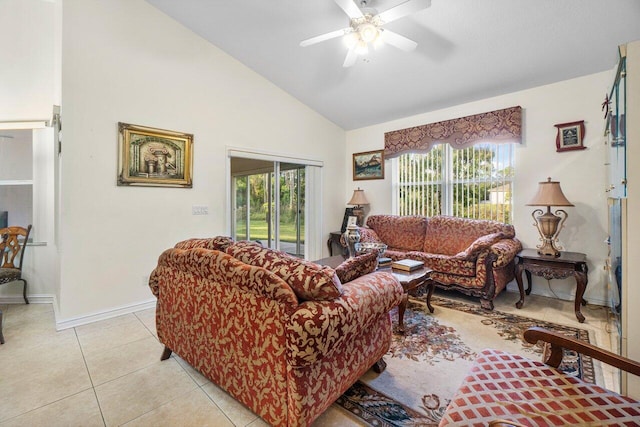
[192,205,209,215]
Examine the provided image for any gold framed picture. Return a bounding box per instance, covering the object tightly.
[353,149,384,181]
[118,122,193,187]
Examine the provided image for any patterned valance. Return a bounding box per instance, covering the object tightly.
[384,106,522,159]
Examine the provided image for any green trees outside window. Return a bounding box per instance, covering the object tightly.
[397,143,514,223]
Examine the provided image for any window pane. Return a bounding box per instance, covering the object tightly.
[396,143,513,223]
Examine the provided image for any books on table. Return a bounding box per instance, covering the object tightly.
[378,257,392,268]
[391,259,424,272]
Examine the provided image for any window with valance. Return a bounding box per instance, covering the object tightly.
[384,106,522,223]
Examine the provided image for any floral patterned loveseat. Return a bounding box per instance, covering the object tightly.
[149,237,403,427]
[358,215,522,310]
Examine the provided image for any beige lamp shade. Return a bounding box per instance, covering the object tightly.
[527,177,573,257]
[348,188,370,207]
[527,177,574,207]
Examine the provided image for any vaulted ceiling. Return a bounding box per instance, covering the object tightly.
[146,0,640,130]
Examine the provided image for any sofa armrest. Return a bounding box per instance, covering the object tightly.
[149,268,160,297]
[455,232,507,259]
[490,238,522,267]
[286,271,403,367]
[524,327,640,376]
[356,227,382,244]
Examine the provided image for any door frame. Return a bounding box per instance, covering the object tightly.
[226,147,323,260]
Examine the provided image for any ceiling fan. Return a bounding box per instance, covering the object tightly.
[300,0,432,67]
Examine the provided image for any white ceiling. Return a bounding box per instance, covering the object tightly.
[146,0,640,130]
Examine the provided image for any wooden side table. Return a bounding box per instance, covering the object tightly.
[514,249,588,322]
[327,231,346,256]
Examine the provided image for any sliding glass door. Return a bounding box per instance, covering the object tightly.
[231,158,305,257]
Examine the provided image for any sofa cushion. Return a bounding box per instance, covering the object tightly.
[226,241,343,301]
[423,216,515,255]
[334,252,378,283]
[406,252,476,277]
[366,215,427,251]
[174,236,234,251]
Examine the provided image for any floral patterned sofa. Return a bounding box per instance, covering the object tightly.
[358,215,522,310]
[149,237,403,427]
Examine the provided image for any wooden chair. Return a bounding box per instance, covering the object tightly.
[0,225,32,345]
[0,225,32,304]
[440,326,640,426]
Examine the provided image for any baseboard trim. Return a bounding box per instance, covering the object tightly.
[55,299,157,331]
[0,294,55,304]
[505,283,609,307]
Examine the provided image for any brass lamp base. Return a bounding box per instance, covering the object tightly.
[352,207,365,226]
[532,207,568,258]
[537,239,561,258]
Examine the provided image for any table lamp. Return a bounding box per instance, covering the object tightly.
[348,188,369,226]
[527,177,574,257]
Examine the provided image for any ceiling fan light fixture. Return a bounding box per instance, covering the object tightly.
[355,39,369,55]
[359,22,379,43]
[343,31,359,48]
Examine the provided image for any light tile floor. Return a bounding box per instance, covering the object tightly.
[0,289,616,426]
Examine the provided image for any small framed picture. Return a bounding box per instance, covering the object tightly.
[555,120,586,152]
[353,150,384,180]
[340,207,355,233]
[347,216,358,227]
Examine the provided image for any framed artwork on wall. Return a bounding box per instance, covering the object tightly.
[118,122,193,187]
[353,150,384,180]
[555,120,586,152]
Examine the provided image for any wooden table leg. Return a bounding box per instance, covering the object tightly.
[397,293,408,334]
[524,270,532,295]
[514,263,525,309]
[425,280,435,313]
[0,309,4,344]
[574,268,588,323]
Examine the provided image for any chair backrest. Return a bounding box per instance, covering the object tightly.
[0,225,32,270]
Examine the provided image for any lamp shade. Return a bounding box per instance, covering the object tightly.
[348,188,369,206]
[526,177,574,207]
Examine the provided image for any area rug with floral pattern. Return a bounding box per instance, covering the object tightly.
[335,294,600,426]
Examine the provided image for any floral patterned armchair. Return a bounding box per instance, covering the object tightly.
[149,237,403,427]
[358,215,522,310]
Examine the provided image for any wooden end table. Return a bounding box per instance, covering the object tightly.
[314,255,434,333]
[327,232,347,257]
[514,249,588,323]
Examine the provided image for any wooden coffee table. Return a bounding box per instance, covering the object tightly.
[314,255,434,334]
[385,266,434,333]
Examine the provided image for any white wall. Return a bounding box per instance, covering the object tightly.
[346,72,612,306]
[0,0,55,121]
[58,0,345,322]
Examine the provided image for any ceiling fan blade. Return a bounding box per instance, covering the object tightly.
[334,0,364,19]
[377,0,431,24]
[300,28,348,47]
[343,45,358,67]
[381,29,418,51]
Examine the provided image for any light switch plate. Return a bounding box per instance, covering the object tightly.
[192,205,209,215]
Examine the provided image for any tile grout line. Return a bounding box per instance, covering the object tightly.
[73,327,107,427]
